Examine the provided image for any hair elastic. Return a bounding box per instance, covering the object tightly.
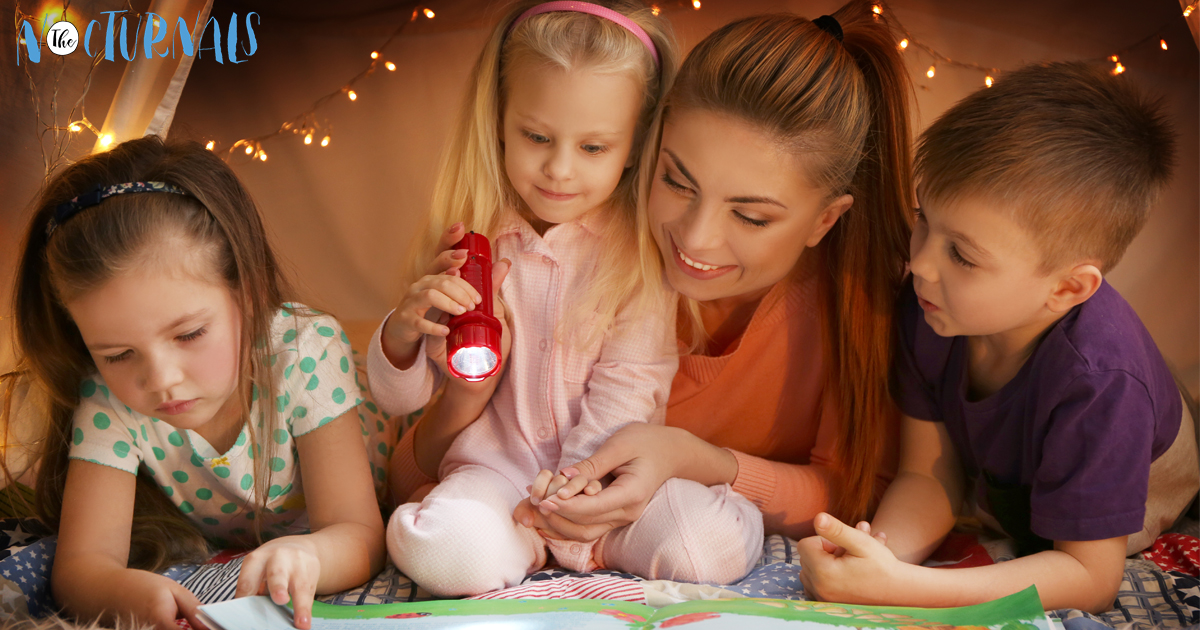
[506,1,660,68]
[812,15,844,42]
[46,181,192,237]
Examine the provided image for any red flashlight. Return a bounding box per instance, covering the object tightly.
[446,232,502,381]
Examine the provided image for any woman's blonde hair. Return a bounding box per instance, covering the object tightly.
[659,1,914,522]
[5,136,292,571]
[408,0,679,343]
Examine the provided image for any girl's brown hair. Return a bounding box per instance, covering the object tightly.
[6,135,291,570]
[664,1,913,521]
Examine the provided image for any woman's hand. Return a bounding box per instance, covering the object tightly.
[235,536,322,629]
[797,512,903,604]
[512,424,737,542]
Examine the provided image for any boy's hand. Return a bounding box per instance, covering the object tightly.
[822,520,887,557]
[108,569,208,630]
[235,537,322,630]
[798,513,901,604]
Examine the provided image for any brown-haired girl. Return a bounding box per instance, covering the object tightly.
[8,136,385,629]
[504,0,913,542]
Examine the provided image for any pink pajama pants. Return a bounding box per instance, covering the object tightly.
[386,464,763,597]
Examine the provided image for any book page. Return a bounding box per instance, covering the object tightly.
[649,587,1056,630]
[199,598,655,629]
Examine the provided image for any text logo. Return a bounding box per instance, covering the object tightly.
[17,11,259,65]
[46,21,78,55]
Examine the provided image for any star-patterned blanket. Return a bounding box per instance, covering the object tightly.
[2,518,1197,629]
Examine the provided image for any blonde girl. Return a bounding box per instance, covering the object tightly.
[8,137,385,630]
[368,0,764,597]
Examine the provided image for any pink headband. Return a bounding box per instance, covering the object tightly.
[507,1,661,68]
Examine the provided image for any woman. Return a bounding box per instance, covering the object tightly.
[387,0,912,548]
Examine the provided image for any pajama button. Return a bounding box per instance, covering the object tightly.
[539,339,548,351]
[571,544,582,554]
[537,428,549,438]
[542,255,553,265]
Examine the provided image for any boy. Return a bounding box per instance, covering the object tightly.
[797,62,1198,613]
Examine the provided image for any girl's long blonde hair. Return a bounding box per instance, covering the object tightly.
[659,1,914,522]
[5,136,291,571]
[408,0,679,343]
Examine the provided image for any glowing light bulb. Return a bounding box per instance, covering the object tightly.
[321,136,331,147]
[926,65,935,78]
[424,8,435,18]
[99,134,113,148]
[1184,5,1194,17]
[1160,39,1168,50]
[371,51,379,59]
[692,0,700,9]
[899,38,908,49]
[259,151,268,162]
[386,61,396,71]
[651,5,660,15]
[245,145,254,155]
[984,75,994,87]
[206,140,215,150]
[1112,62,1125,75]
[348,90,357,101]
[69,123,82,132]
[1109,55,1119,62]
[304,133,313,145]
[872,4,882,14]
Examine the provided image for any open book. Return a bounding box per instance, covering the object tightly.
[198,585,1059,629]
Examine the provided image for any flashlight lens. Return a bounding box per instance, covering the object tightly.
[450,346,498,377]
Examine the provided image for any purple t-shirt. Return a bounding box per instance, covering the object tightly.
[895,278,1181,544]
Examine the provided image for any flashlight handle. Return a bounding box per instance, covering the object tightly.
[451,231,494,320]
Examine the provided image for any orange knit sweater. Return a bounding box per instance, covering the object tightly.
[669,269,897,539]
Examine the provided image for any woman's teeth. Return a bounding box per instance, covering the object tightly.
[679,248,720,271]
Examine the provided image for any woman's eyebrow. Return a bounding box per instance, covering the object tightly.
[663,149,700,191]
[727,195,785,209]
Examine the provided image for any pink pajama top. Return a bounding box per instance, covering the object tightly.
[368,211,678,566]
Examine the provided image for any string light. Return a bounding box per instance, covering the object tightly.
[872,4,883,15]
[984,75,994,87]
[321,136,331,147]
[386,61,397,71]
[651,5,660,15]
[1110,54,1120,62]
[1160,39,1168,50]
[899,38,908,50]
[245,145,254,155]
[1112,62,1126,74]
[371,51,379,59]
[424,8,435,18]
[692,0,701,9]
[99,134,113,148]
[347,90,358,101]
[926,65,936,78]
[1184,4,1195,17]
[258,150,268,162]
[304,133,313,145]
[69,124,81,132]
[206,140,215,150]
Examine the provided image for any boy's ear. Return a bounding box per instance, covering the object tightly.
[805,194,854,248]
[1046,263,1103,313]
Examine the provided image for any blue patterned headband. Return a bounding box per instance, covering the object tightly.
[46,181,192,237]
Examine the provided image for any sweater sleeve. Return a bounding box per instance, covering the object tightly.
[387,415,438,504]
[729,393,898,539]
[366,311,442,417]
